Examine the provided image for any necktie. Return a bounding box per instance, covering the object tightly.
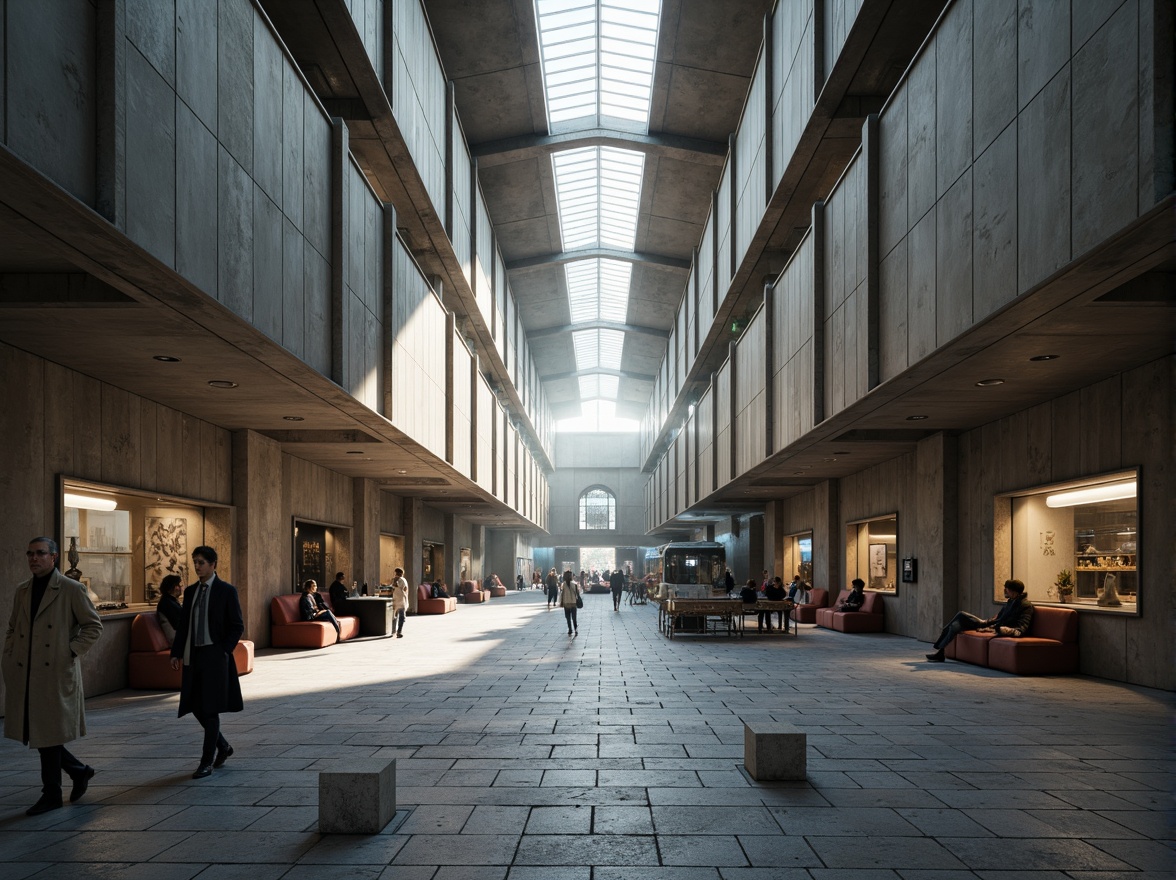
[194,582,208,645]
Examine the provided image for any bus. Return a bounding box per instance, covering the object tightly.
[654,541,726,599]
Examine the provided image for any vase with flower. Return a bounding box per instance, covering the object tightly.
[1055,568,1074,603]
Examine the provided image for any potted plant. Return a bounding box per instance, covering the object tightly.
[1055,568,1074,603]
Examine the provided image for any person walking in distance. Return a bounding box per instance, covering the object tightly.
[560,570,582,636]
[392,568,409,637]
[169,546,244,779]
[609,567,624,611]
[3,537,103,815]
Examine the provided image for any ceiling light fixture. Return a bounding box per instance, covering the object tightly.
[397,469,408,475]
[283,416,304,422]
[1045,481,1136,508]
[1029,354,1060,361]
[153,355,181,363]
[975,378,1005,387]
[906,415,928,421]
[64,492,118,511]
[207,380,238,389]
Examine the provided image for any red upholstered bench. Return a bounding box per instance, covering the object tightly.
[947,606,1078,674]
[270,593,360,648]
[790,588,827,624]
[488,585,508,597]
[815,590,885,632]
[459,581,487,603]
[128,612,254,690]
[416,583,457,614]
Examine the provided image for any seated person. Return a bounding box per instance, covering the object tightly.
[155,574,184,645]
[838,578,866,612]
[926,579,1034,662]
[300,579,341,636]
[431,580,450,599]
[765,576,792,632]
[786,574,807,602]
[739,579,764,630]
[329,572,349,608]
[483,573,495,591]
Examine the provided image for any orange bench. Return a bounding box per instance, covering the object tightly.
[270,593,360,648]
[815,589,885,633]
[946,605,1078,674]
[789,588,828,624]
[128,612,254,690]
[459,581,487,603]
[416,583,457,614]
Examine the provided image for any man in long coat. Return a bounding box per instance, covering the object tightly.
[3,537,103,815]
[169,545,243,778]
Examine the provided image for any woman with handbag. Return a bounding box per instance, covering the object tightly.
[559,569,582,636]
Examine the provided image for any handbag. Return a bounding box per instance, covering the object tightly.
[575,593,584,609]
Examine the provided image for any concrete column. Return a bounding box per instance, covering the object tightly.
[232,430,283,646]
[862,114,881,389]
[916,432,959,640]
[381,203,396,419]
[813,479,840,594]
[445,309,455,464]
[811,200,827,425]
[330,117,349,387]
[96,0,126,227]
[404,495,422,611]
[444,513,457,589]
[352,477,381,593]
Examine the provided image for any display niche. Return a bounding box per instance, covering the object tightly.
[1002,471,1138,614]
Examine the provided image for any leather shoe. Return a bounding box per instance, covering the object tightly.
[926,650,945,662]
[26,794,63,816]
[192,763,213,779]
[213,745,234,769]
[70,765,96,802]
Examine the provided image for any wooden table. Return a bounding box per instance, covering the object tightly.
[661,598,745,638]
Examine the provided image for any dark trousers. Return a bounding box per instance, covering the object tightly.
[612,588,622,609]
[38,745,86,797]
[564,607,578,632]
[193,710,229,765]
[757,610,773,631]
[395,608,406,634]
[934,612,990,650]
[310,609,341,634]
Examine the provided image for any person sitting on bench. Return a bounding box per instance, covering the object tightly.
[838,578,866,612]
[925,578,1034,662]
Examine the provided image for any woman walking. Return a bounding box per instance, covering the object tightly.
[559,570,582,636]
[545,568,559,608]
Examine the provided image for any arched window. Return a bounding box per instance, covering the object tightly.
[579,487,616,530]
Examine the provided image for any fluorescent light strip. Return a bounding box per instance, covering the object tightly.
[64,492,118,511]
[1045,481,1136,508]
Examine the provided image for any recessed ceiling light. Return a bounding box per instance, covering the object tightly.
[792,471,805,476]
[439,490,448,494]
[397,469,408,475]
[283,416,304,422]
[823,457,837,462]
[1029,354,1060,361]
[975,378,1005,386]
[906,415,928,421]
[153,355,181,363]
[207,380,238,389]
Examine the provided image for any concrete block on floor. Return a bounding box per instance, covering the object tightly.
[743,721,805,781]
[318,757,396,833]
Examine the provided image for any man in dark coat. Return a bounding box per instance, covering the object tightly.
[169,545,244,778]
[926,579,1034,662]
[609,568,625,611]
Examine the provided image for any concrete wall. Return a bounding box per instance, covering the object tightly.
[546,432,650,545]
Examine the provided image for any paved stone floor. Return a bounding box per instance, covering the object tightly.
[1,590,1173,879]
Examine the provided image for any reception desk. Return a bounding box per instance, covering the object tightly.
[336,596,396,637]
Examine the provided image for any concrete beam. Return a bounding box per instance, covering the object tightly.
[528,321,670,339]
[542,368,656,383]
[471,128,728,167]
[506,246,690,273]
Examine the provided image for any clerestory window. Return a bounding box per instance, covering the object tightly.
[579,486,616,530]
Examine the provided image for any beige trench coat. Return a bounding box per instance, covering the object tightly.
[2,569,103,748]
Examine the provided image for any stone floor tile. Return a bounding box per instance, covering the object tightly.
[597,868,722,879]
[767,806,922,837]
[939,837,1137,871]
[1080,838,1176,872]
[526,804,592,833]
[429,866,509,880]
[658,834,749,866]
[652,805,775,835]
[400,804,474,834]
[594,805,655,835]
[514,833,658,865]
[394,834,520,866]
[805,836,968,870]
[492,769,543,787]
[282,865,386,880]
[19,830,194,863]
[893,807,996,837]
[375,867,438,880]
[716,869,810,879]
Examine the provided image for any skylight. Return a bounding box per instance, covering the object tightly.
[557,400,641,432]
[566,259,632,324]
[578,373,619,401]
[535,0,660,131]
[572,328,625,373]
[552,147,645,250]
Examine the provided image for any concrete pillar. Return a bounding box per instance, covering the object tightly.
[404,495,422,611]
[232,430,283,645]
[352,477,381,593]
[916,432,959,640]
[813,479,840,594]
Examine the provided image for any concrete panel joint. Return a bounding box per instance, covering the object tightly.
[744,721,806,781]
[318,757,396,834]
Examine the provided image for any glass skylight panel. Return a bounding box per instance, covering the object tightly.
[571,328,625,371]
[536,0,660,129]
[599,374,619,398]
[577,373,619,401]
[566,259,631,324]
[552,147,643,251]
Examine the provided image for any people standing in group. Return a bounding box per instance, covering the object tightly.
[169,546,244,780]
[560,570,582,636]
[329,571,349,609]
[545,568,559,608]
[391,568,409,638]
[3,537,103,815]
[156,574,185,644]
[609,568,624,611]
[299,580,342,636]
